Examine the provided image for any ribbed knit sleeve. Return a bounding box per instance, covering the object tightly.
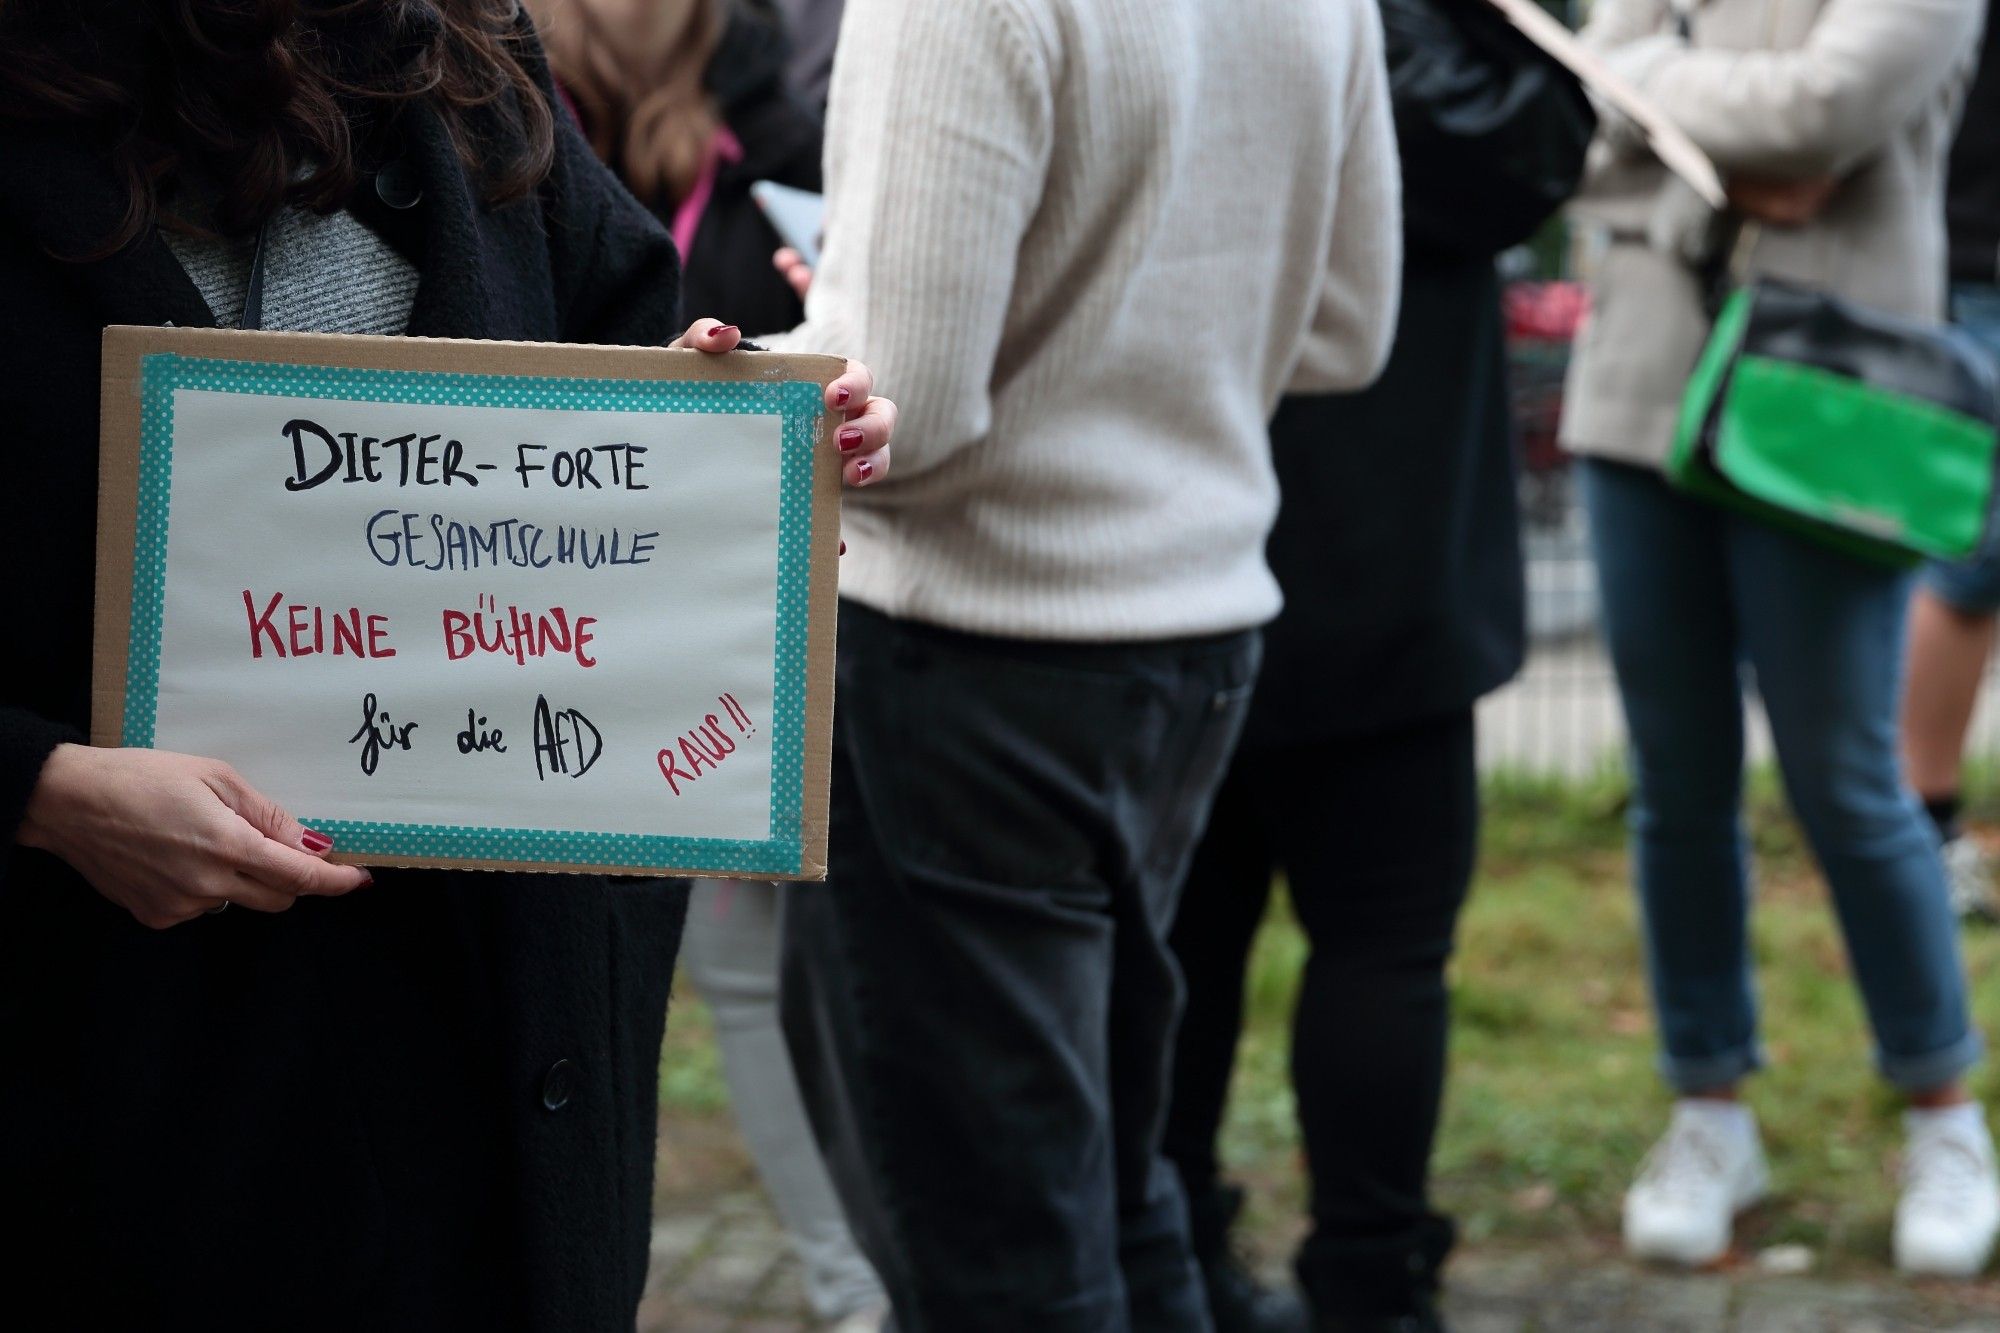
[762,0,1052,480]
[1289,0,1403,396]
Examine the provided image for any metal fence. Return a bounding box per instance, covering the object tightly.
[1480,473,1629,777]
[1482,456,2000,777]
[1482,285,1633,777]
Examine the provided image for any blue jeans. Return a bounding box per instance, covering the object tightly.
[1583,459,1982,1093]
[1925,282,2000,612]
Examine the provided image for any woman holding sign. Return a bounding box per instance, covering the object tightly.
[0,1,892,1328]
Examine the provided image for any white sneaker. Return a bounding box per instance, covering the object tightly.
[1623,1101,1770,1266]
[1895,1106,2000,1278]
[1941,835,1998,921]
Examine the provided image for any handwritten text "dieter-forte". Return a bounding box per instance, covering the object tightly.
[277,418,665,575]
[282,419,651,492]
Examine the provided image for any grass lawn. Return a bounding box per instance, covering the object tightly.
[659,771,2000,1277]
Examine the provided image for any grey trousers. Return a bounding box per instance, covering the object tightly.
[683,879,887,1322]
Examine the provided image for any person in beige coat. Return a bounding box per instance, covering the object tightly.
[1561,0,1996,1278]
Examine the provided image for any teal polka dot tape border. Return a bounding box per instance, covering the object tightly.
[127,352,821,876]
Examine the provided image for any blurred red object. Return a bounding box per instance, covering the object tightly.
[1505,280,1590,477]
[1505,279,1590,342]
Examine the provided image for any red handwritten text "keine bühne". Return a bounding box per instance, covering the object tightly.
[656,694,756,796]
[442,593,599,668]
[242,590,601,668]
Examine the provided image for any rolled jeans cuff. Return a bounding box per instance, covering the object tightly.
[1659,1042,1765,1095]
[1878,1031,1985,1094]
[1923,548,2000,614]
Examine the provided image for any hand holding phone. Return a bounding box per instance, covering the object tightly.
[750,180,826,269]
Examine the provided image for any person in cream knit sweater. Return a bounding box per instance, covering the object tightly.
[768,0,1401,1330]
[765,0,1399,642]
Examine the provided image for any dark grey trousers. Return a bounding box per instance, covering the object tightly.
[780,601,1259,1333]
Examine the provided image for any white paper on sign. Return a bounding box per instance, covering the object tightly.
[151,388,783,845]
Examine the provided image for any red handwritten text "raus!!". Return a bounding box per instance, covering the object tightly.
[656,694,756,796]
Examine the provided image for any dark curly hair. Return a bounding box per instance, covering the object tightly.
[0,0,556,257]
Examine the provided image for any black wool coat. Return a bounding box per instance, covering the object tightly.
[1947,0,2000,281]
[679,6,824,334]
[0,25,692,1333]
[1244,0,1595,748]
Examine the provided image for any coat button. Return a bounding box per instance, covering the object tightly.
[375,157,423,210]
[541,1059,577,1111]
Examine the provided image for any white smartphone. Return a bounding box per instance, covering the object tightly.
[750,180,827,270]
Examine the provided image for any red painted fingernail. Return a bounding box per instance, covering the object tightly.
[839,426,865,452]
[301,829,333,853]
[839,540,848,556]
[712,324,739,339]
[853,458,874,483]
[835,386,853,407]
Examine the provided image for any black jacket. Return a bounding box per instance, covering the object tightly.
[1244,0,1592,748]
[1948,0,2000,282]
[0,19,690,1333]
[678,6,824,334]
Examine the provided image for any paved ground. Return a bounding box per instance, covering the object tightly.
[638,1190,2000,1332]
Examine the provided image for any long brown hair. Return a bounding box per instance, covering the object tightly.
[525,0,723,208]
[0,0,557,257]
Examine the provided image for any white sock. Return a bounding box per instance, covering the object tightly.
[1673,1098,1757,1142]
[1906,1102,1991,1144]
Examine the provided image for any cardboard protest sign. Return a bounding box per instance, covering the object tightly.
[95,326,845,880]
